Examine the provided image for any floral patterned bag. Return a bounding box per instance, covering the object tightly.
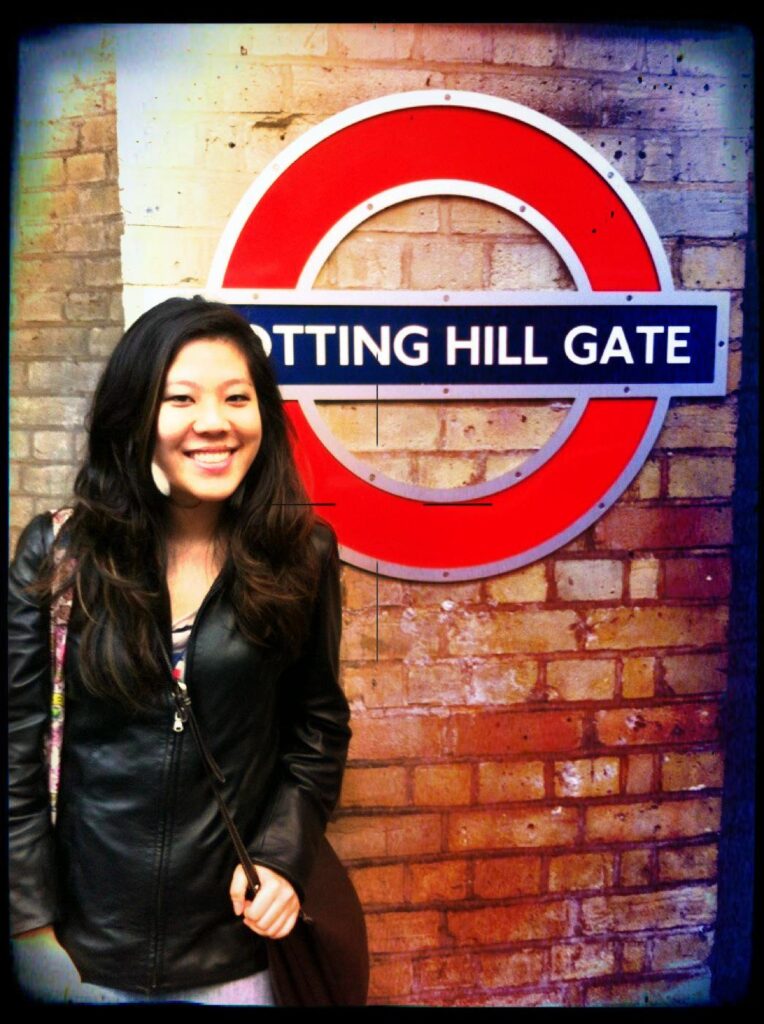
[45,507,75,825]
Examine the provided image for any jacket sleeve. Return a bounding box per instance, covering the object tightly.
[7,513,60,935]
[247,525,351,900]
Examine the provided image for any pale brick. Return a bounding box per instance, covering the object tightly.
[244,23,328,56]
[667,456,735,498]
[468,660,538,705]
[680,244,746,289]
[10,496,36,530]
[64,219,123,253]
[417,455,478,489]
[10,431,31,460]
[477,761,545,802]
[419,23,486,62]
[15,222,64,255]
[554,758,619,799]
[32,431,73,461]
[27,361,104,394]
[585,606,728,651]
[22,464,77,497]
[551,941,616,980]
[9,464,22,492]
[556,560,623,602]
[333,23,415,60]
[15,257,81,290]
[677,135,750,183]
[576,130,638,181]
[636,138,676,183]
[560,28,641,71]
[11,328,88,360]
[86,327,122,357]
[381,404,440,451]
[83,257,122,288]
[341,568,406,610]
[637,186,747,239]
[13,291,66,323]
[10,396,88,429]
[630,558,659,600]
[662,653,727,695]
[409,237,483,290]
[407,661,466,705]
[66,152,106,183]
[661,752,723,792]
[622,658,655,699]
[80,116,117,152]
[484,453,529,477]
[601,77,751,132]
[448,198,534,237]
[18,187,79,222]
[490,242,573,290]
[546,659,616,701]
[492,25,557,67]
[332,235,403,290]
[452,72,602,127]
[18,116,80,155]
[76,184,122,218]
[63,292,112,323]
[623,458,661,501]
[657,402,736,449]
[359,198,439,234]
[645,30,753,77]
[350,452,416,486]
[19,156,66,189]
[405,580,482,608]
[443,403,570,452]
[291,66,443,114]
[486,564,547,603]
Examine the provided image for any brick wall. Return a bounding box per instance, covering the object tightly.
[10,28,124,550]
[10,23,754,1007]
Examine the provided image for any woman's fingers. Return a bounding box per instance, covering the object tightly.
[231,862,300,937]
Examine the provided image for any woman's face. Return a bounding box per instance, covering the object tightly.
[153,337,262,506]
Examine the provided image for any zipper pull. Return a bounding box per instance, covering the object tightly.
[173,709,186,733]
[172,673,189,733]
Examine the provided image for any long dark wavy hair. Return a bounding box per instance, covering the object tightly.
[36,296,321,712]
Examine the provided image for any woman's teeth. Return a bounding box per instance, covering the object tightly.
[191,450,230,464]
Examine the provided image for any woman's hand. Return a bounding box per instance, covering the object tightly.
[230,862,300,939]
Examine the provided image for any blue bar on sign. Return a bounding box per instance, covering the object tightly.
[233,304,718,387]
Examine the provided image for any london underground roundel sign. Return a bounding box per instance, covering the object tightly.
[155,91,729,581]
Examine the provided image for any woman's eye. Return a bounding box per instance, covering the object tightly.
[164,394,193,404]
[226,393,251,403]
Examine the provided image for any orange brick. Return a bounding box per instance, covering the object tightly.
[473,856,542,899]
[327,813,441,860]
[449,806,578,852]
[550,941,616,980]
[554,758,619,798]
[662,653,728,695]
[477,761,546,802]
[368,957,413,999]
[548,852,614,893]
[625,753,655,795]
[620,849,652,887]
[594,505,732,550]
[409,859,469,903]
[595,704,720,747]
[622,941,648,972]
[367,910,441,954]
[661,751,724,792]
[658,844,718,882]
[546,659,616,701]
[479,949,545,988]
[622,657,655,698]
[448,710,584,756]
[585,605,728,651]
[349,864,406,906]
[414,764,472,805]
[341,766,408,807]
[585,798,721,844]
[652,931,714,970]
[415,952,475,991]
[348,715,443,761]
[447,900,574,945]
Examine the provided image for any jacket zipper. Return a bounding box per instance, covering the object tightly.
[148,576,223,991]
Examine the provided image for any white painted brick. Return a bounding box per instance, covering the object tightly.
[333,24,416,61]
[676,136,750,184]
[492,25,557,67]
[635,186,747,239]
[291,66,444,115]
[559,28,642,72]
[602,76,753,132]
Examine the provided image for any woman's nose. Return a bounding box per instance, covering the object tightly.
[193,401,229,432]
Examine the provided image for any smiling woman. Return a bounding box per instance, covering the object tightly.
[8,296,351,1004]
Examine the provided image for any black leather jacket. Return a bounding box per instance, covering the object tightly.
[8,513,351,994]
